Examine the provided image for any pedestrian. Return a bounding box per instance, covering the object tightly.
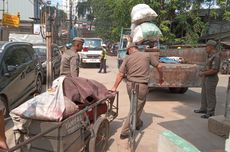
[0,107,8,150]
[60,37,84,77]
[111,43,164,139]
[98,44,107,73]
[194,40,220,119]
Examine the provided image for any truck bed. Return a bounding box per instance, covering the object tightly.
[149,63,203,87]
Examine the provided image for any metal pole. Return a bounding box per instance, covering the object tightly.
[46,4,53,90]
[69,0,73,42]
[0,0,5,41]
[224,77,230,118]
[129,83,138,152]
[3,0,4,14]
[206,0,213,43]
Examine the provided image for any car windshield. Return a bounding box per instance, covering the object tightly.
[33,47,46,56]
[83,39,102,50]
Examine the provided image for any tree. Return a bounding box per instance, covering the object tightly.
[84,0,224,45]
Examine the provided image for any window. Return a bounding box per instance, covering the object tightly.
[83,39,102,50]
[5,47,32,67]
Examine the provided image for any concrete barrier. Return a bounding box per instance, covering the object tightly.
[208,115,230,138]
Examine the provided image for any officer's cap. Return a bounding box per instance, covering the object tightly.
[206,40,217,47]
[72,37,84,44]
[126,43,138,50]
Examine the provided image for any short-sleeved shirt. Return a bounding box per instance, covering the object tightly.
[101,48,107,60]
[119,51,159,83]
[205,51,221,75]
[60,48,80,77]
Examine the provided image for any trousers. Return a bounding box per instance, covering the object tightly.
[121,81,149,134]
[200,76,218,115]
[99,59,106,73]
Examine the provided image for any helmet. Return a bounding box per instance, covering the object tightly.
[102,44,106,47]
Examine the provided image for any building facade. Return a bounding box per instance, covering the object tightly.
[0,0,44,40]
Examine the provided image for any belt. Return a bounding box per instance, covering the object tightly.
[127,80,148,85]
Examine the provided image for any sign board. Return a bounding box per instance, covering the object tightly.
[33,24,41,34]
[2,13,20,27]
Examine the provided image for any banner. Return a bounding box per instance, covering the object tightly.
[2,13,20,27]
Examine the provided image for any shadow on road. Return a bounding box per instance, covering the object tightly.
[147,87,201,102]
[135,111,165,149]
[145,86,227,151]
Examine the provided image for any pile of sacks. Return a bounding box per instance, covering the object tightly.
[130,4,162,45]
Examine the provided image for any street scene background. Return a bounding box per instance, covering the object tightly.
[4,56,228,152]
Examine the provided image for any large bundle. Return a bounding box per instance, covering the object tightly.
[131,4,158,25]
[131,22,162,43]
[10,76,78,122]
[10,76,112,122]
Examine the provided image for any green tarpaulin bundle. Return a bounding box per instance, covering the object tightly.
[131,22,162,43]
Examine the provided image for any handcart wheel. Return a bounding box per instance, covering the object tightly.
[88,117,109,152]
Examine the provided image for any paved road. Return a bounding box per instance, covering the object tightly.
[5,56,227,152]
[79,56,227,152]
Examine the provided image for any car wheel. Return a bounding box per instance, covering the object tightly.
[35,74,42,94]
[0,96,8,117]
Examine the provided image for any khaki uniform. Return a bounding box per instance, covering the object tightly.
[60,49,80,77]
[200,51,220,115]
[119,51,159,134]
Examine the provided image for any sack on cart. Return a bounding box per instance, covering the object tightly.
[131,4,158,25]
[10,76,79,122]
[131,22,162,44]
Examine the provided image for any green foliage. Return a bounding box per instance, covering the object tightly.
[76,2,90,19]
[224,11,230,21]
[78,0,227,45]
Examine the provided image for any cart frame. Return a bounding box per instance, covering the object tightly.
[7,91,119,152]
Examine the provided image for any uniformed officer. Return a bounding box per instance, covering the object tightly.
[98,44,107,73]
[111,43,164,139]
[60,37,84,77]
[194,40,220,119]
[0,106,8,150]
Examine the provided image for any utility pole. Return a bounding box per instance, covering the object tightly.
[0,0,5,41]
[56,3,59,44]
[69,0,73,42]
[46,1,53,90]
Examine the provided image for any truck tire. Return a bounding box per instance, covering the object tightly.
[169,87,188,94]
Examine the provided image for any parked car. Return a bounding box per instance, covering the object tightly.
[78,38,103,67]
[33,43,61,83]
[0,41,43,115]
